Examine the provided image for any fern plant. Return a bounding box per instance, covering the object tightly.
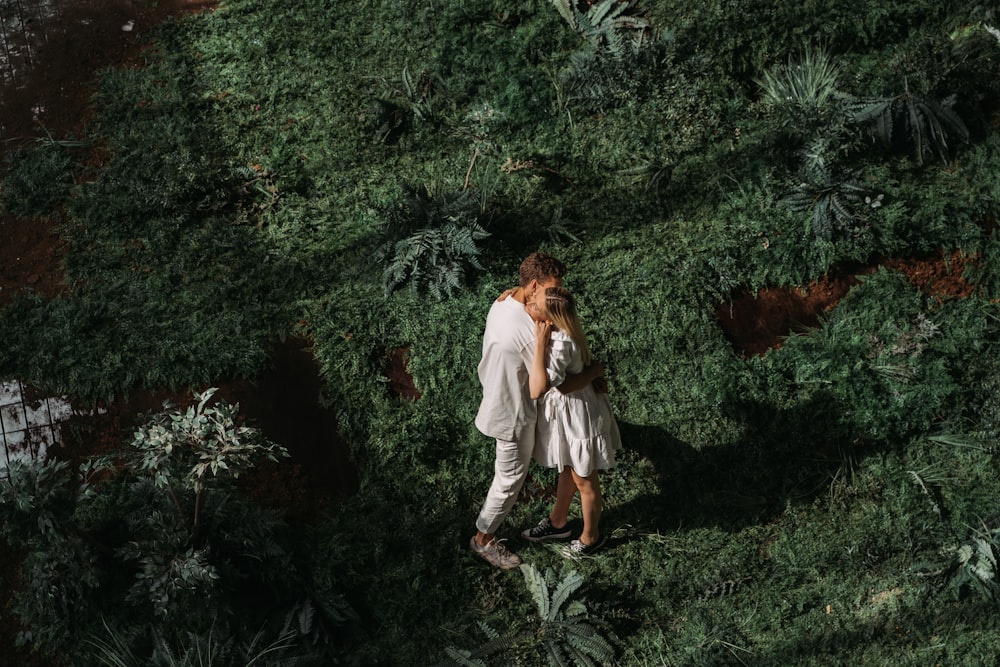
[370,65,437,143]
[376,184,491,299]
[440,621,518,667]
[550,0,653,58]
[945,522,1000,605]
[439,564,617,667]
[520,563,617,667]
[848,89,969,165]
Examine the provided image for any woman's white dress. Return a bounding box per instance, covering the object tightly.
[534,330,622,476]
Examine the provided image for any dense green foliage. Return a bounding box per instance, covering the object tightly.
[0,391,351,664]
[1,0,999,664]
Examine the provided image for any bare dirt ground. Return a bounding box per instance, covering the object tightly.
[715,250,978,356]
[1,0,217,307]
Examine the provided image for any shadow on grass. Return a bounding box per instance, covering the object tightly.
[606,390,876,535]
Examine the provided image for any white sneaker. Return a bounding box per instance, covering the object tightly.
[470,536,522,569]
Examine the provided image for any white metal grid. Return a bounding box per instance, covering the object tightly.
[0,378,73,471]
[0,0,64,85]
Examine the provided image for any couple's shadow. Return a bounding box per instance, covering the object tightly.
[599,391,864,538]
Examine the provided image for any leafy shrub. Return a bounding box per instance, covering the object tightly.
[0,458,77,547]
[0,459,104,650]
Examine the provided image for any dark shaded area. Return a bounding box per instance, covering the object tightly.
[603,386,871,560]
[0,0,217,147]
[0,0,216,308]
[2,337,357,665]
[55,337,360,521]
[229,337,361,517]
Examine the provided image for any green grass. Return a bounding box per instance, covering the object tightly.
[1,0,999,664]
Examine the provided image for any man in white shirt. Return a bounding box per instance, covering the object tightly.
[470,253,602,569]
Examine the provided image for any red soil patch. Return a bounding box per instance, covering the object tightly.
[0,214,69,307]
[885,250,977,300]
[385,346,421,400]
[717,250,978,356]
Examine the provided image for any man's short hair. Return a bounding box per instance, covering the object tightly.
[519,252,566,287]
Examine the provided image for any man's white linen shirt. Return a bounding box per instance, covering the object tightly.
[474,297,538,441]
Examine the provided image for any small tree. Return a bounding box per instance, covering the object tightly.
[130,387,287,536]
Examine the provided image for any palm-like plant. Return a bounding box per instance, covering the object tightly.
[550,0,653,57]
[848,89,969,165]
[780,141,882,240]
[757,47,842,112]
[86,618,300,667]
[756,47,845,144]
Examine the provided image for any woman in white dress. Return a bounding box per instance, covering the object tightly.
[521,286,621,556]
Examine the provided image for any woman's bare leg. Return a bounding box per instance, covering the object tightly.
[570,469,602,545]
[549,467,576,528]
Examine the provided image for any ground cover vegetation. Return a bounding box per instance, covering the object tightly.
[1,0,999,664]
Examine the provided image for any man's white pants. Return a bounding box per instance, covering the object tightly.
[475,431,535,535]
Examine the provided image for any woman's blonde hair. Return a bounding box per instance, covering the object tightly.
[542,287,591,366]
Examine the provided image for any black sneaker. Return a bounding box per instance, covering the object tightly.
[561,534,607,558]
[521,517,572,543]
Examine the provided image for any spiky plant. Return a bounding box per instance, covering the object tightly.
[757,47,842,112]
[757,47,844,141]
[86,618,300,667]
